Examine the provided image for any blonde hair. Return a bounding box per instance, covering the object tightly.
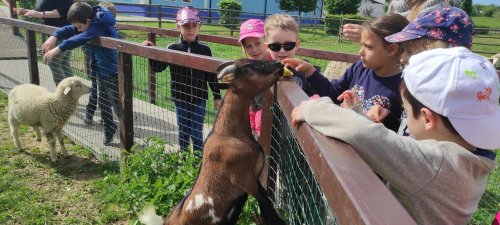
[99,2,116,18]
[264,14,299,40]
[402,38,449,52]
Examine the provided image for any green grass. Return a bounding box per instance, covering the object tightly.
[472,16,500,29]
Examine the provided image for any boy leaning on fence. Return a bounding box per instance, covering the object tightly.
[42,2,120,145]
[291,47,499,225]
[142,6,221,153]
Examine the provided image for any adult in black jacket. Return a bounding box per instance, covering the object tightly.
[17,0,73,85]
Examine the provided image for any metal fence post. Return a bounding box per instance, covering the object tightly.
[26,30,39,85]
[157,5,162,28]
[147,32,157,104]
[118,51,134,152]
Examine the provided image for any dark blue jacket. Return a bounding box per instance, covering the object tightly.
[53,6,119,78]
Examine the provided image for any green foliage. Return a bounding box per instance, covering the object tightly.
[17,0,35,9]
[278,0,318,14]
[324,14,368,35]
[218,0,242,34]
[481,5,496,17]
[461,0,473,16]
[324,0,361,15]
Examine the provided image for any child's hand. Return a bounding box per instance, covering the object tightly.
[366,105,390,123]
[142,40,155,46]
[281,58,316,77]
[42,36,58,53]
[43,47,61,63]
[337,90,360,109]
[16,8,28,16]
[214,99,221,110]
[341,24,363,42]
[291,100,308,126]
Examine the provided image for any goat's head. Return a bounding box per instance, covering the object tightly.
[56,77,91,99]
[217,59,284,96]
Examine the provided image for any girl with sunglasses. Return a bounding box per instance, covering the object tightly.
[283,14,409,132]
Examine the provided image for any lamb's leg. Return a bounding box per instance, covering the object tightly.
[241,178,286,225]
[45,131,57,162]
[8,118,22,151]
[55,128,68,158]
[33,126,42,142]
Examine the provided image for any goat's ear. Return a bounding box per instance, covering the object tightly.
[63,87,71,95]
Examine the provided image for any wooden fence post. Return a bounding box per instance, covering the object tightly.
[8,0,20,35]
[147,32,156,104]
[26,30,39,85]
[118,51,134,152]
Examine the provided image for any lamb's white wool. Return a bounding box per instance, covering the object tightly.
[491,53,500,69]
[138,205,163,225]
[8,77,90,162]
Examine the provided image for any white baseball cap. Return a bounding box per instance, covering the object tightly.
[403,47,500,149]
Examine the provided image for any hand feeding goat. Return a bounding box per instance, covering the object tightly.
[8,77,90,162]
[139,59,287,225]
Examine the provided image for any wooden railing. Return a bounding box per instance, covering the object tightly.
[0,16,418,225]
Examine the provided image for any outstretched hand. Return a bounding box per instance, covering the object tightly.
[341,24,363,42]
[281,58,316,77]
[42,36,58,53]
[142,40,156,46]
[43,47,61,63]
[337,90,360,109]
[366,105,390,123]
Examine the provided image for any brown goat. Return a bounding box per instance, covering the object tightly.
[139,59,287,225]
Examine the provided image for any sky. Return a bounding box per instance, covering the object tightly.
[472,0,498,5]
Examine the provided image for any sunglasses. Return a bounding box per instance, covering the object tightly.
[267,42,297,52]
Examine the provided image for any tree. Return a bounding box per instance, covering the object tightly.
[325,0,361,15]
[460,0,473,16]
[218,0,242,37]
[279,0,318,25]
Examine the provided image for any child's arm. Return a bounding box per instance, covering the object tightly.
[204,48,222,109]
[292,97,441,194]
[55,25,111,52]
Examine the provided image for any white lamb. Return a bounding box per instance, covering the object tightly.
[8,77,91,162]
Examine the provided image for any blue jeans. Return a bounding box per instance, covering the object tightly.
[175,100,206,151]
[97,76,119,138]
[49,43,72,85]
[85,58,98,120]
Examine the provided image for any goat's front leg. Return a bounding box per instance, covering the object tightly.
[44,130,57,162]
[221,193,248,225]
[242,178,286,225]
[55,127,68,158]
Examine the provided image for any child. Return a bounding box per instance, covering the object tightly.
[239,19,271,138]
[83,1,118,126]
[384,6,474,136]
[264,14,315,96]
[42,2,120,145]
[283,14,409,132]
[142,6,221,152]
[291,47,499,225]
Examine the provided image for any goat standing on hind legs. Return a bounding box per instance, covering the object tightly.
[139,59,287,225]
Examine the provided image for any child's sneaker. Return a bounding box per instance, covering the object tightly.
[103,122,118,145]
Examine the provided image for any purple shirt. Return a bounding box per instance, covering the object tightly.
[307,60,402,132]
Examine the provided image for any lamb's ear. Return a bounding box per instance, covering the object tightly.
[63,87,71,95]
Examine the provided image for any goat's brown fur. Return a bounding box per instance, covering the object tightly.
[161,59,287,225]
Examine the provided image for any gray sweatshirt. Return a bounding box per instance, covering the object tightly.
[388,0,461,17]
[296,97,496,225]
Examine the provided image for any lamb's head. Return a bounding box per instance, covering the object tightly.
[491,53,500,69]
[217,59,284,96]
[56,77,91,99]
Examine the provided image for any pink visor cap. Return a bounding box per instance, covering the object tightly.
[176,6,201,25]
[238,19,265,43]
[403,47,500,150]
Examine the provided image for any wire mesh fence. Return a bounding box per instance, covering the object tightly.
[1,15,499,225]
[268,102,336,225]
